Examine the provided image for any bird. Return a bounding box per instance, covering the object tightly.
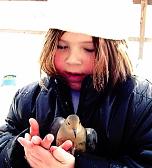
[49,114,98,155]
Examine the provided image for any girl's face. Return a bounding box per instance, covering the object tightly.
[54,32,95,90]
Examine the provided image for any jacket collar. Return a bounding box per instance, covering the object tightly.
[44,75,104,126]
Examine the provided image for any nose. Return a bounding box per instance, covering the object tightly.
[65,51,82,65]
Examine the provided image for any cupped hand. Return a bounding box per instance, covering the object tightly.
[17,118,75,168]
[50,140,75,167]
[18,137,75,168]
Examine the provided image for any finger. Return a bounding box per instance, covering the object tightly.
[51,146,74,163]
[18,137,32,147]
[29,118,39,136]
[50,140,72,153]
[41,134,54,149]
[31,135,42,145]
[25,133,31,141]
[59,140,73,151]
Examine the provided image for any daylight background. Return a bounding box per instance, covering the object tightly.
[0,1,152,124]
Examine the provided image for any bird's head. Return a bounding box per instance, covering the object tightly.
[65,114,81,138]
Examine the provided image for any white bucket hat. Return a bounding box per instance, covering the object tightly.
[45,0,133,40]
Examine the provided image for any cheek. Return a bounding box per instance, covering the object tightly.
[54,54,64,72]
[84,58,94,73]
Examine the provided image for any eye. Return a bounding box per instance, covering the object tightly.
[57,45,68,50]
[84,48,95,53]
[68,122,70,125]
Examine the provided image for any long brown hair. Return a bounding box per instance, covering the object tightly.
[40,29,133,91]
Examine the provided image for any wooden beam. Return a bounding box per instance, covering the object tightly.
[138,0,147,59]
[0,28,45,35]
[5,0,47,1]
[128,37,152,42]
[133,0,152,5]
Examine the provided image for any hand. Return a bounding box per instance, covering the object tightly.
[28,118,53,149]
[18,118,75,168]
[50,140,75,168]
[18,137,75,168]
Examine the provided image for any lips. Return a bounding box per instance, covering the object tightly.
[64,72,85,82]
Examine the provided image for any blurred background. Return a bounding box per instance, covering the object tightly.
[0,0,152,124]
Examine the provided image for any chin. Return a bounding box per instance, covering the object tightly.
[70,83,81,91]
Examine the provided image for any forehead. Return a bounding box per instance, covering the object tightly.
[60,31,93,43]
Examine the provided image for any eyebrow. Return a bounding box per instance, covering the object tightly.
[59,39,93,44]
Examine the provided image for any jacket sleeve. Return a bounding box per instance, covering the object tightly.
[75,153,148,168]
[0,83,39,167]
[75,153,126,168]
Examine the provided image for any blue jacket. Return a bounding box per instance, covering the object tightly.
[0,75,152,168]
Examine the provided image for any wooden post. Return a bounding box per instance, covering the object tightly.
[138,0,147,59]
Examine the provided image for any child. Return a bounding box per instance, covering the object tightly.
[0,0,152,168]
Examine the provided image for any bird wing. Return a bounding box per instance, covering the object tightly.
[86,128,98,153]
[49,117,65,139]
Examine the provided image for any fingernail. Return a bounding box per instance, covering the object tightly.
[17,138,22,145]
[47,134,54,141]
[17,137,21,142]
[50,146,57,153]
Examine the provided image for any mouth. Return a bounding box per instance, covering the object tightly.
[64,72,85,82]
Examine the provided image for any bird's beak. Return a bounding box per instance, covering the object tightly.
[73,128,77,138]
